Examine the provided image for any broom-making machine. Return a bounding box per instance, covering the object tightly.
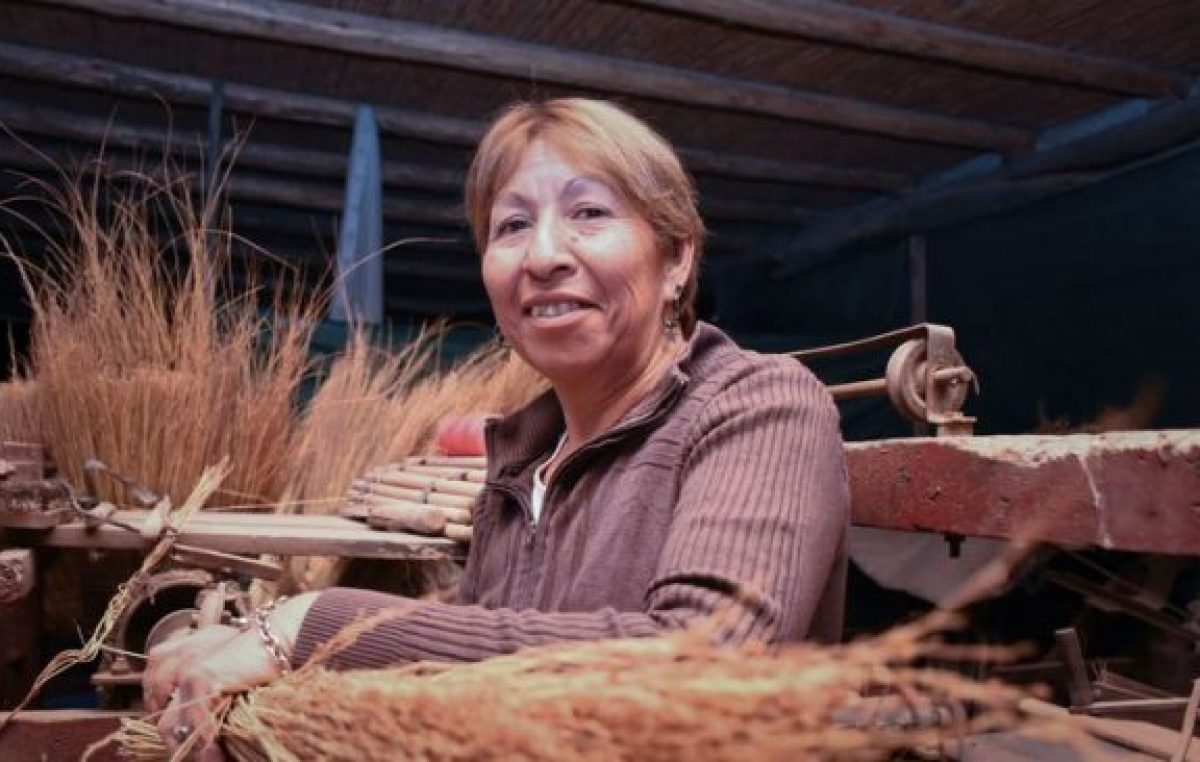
[1,323,1198,759]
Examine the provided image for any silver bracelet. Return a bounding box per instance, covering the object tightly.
[254,597,293,675]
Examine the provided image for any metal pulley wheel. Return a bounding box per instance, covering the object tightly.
[885,339,971,424]
[144,607,202,651]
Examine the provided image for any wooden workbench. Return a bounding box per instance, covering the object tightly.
[0,509,465,561]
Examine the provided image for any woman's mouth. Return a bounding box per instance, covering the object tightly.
[527,301,586,318]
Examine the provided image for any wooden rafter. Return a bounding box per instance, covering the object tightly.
[0,41,904,192]
[630,0,1189,97]
[0,97,465,192]
[0,121,810,235]
[0,142,465,226]
[36,0,1030,149]
[771,96,1200,275]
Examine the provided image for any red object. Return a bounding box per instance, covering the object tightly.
[435,414,494,456]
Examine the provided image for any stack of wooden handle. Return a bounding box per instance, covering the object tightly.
[342,455,487,542]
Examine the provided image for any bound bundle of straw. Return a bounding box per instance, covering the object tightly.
[114,612,1065,761]
[3,169,312,510]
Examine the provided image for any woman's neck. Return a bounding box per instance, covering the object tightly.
[554,338,682,450]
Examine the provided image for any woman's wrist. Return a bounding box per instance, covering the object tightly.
[257,591,320,671]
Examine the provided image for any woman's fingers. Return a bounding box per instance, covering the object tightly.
[151,627,287,753]
[143,624,240,712]
[156,673,226,760]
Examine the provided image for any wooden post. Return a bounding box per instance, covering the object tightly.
[908,235,927,325]
[0,549,39,710]
[331,105,383,324]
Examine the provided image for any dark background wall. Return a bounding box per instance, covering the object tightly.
[708,145,1200,437]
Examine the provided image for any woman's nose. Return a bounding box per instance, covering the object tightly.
[523,216,575,279]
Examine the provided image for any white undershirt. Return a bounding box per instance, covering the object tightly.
[530,433,568,524]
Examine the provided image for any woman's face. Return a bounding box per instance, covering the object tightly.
[482,140,691,389]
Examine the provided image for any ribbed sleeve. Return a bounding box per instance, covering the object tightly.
[293,351,849,670]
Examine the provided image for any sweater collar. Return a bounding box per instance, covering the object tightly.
[484,321,727,483]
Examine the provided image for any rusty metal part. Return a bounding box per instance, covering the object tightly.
[101,568,212,674]
[142,608,201,653]
[0,548,34,605]
[82,458,162,509]
[0,478,74,527]
[789,323,977,435]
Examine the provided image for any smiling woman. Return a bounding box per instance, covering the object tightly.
[144,98,851,757]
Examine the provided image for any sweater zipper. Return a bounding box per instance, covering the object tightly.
[486,480,538,546]
[541,376,685,518]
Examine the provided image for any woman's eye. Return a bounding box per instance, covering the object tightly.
[493,217,529,238]
[573,205,610,221]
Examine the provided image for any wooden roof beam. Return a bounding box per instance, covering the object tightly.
[0,97,465,192]
[0,142,465,227]
[631,0,1189,97]
[0,41,483,144]
[679,147,905,193]
[771,95,1200,276]
[40,0,1029,150]
[0,41,902,192]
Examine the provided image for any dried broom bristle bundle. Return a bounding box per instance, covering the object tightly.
[0,378,40,443]
[113,613,1068,762]
[2,165,314,509]
[276,335,545,593]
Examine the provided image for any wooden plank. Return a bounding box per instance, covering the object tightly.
[0,710,134,762]
[1,511,464,560]
[632,0,1188,97]
[847,430,1200,555]
[43,0,1030,149]
[1021,698,1200,762]
[0,40,903,191]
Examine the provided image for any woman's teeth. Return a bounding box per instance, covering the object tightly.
[530,301,582,318]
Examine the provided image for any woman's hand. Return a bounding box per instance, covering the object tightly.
[142,593,317,758]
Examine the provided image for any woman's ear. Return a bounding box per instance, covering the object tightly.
[662,238,695,300]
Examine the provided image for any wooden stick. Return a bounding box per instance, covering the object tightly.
[405,455,488,469]
[355,496,470,527]
[361,473,484,499]
[385,464,486,483]
[437,507,471,526]
[366,501,446,535]
[350,482,476,508]
[1171,679,1200,762]
[443,522,473,543]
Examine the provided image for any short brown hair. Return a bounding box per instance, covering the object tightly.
[465,98,705,335]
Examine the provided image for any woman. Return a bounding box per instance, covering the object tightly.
[145,98,850,756]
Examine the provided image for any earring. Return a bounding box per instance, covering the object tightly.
[663,284,682,338]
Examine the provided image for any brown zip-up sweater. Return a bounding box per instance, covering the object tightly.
[293,322,850,669]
